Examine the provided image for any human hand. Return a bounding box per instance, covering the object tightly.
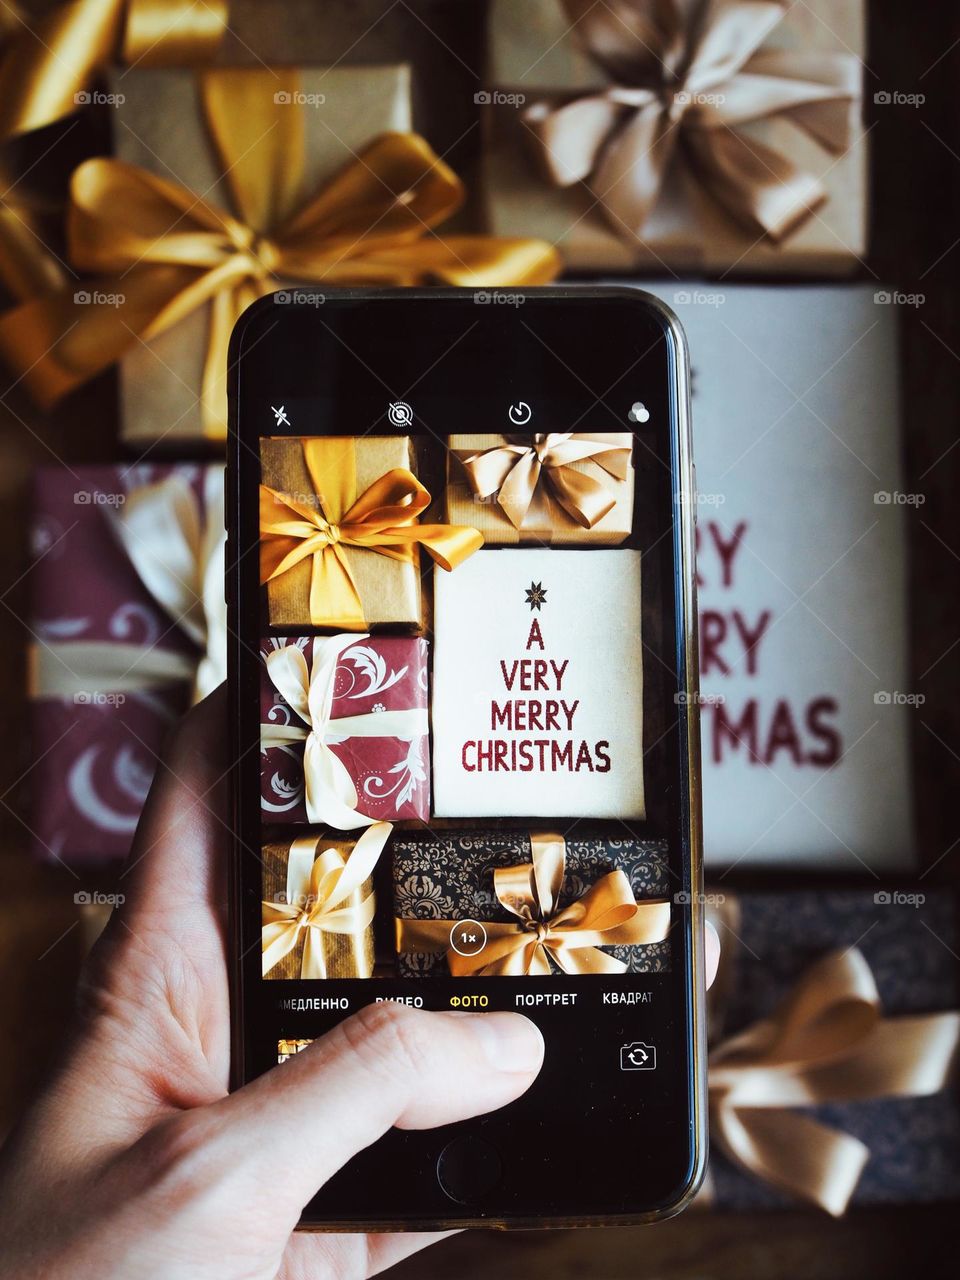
[0,687,719,1279]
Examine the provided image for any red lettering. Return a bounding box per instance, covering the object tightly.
[526,620,545,650]
[700,610,731,676]
[711,699,759,763]
[709,521,747,588]
[731,609,772,676]
[763,699,803,766]
[806,696,842,766]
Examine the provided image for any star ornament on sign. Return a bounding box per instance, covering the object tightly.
[525,581,547,611]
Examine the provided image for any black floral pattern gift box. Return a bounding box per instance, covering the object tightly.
[392,830,674,978]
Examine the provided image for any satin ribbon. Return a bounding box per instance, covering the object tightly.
[460,432,631,531]
[0,72,560,438]
[260,636,428,831]
[261,437,483,629]
[396,831,671,976]
[523,0,860,244]
[30,467,226,704]
[0,0,228,138]
[0,178,67,302]
[261,822,392,979]
[708,947,960,1215]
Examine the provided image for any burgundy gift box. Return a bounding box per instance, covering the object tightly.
[260,635,430,827]
[27,465,223,867]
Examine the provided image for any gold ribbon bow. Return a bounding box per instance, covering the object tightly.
[0,0,228,138]
[524,0,860,244]
[30,467,226,705]
[0,70,560,437]
[460,432,631,531]
[261,822,392,979]
[709,947,960,1215]
[260,635,428,831]
[261,437,483,629]
[396,831,671,976]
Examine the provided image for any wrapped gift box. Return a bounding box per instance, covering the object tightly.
[445,433,634,546]
[27,465,224,867]
[628,282,912,872]
[484,0,866,275]
[112,63,411,446]
[262,829,387,979]
[260,435,425,630]
[260,635,431,826]
[431,548,646,820]
[705,888,960,1209]
[277,1039,313,1062]
[393,830,671,977]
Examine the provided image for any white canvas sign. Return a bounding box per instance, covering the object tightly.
[638,283,914,872]
[432,549,645,820]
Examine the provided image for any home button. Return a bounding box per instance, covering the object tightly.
[436,1135,502,1204]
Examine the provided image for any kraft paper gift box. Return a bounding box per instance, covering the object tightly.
[703,888,960,1210]
[628,282,912,873]
[393,830,672,977]
[27,465,225,867]
[445,433,635,546]
[260,434,432,631]
[111,63,411,446]
[261,825,392,980]
[431,548,646,820]
[260,635,431,827]
[484,0,867,275]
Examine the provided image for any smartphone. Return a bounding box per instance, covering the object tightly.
[227,286,705,1230]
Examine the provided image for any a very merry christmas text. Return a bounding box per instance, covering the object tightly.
[461,620,611,773]
[698,520,841,769]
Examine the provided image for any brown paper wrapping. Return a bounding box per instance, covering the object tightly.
[111,64,411,446]
[445,433,634,545]
[484,0,866,276]
[262,836,375,980]
[260,435,422,628]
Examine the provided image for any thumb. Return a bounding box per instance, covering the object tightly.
[133,1004,543,1217]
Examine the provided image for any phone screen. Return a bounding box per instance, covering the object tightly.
[228,289,703,1225]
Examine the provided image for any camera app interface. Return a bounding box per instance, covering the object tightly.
[255,420,681,1011]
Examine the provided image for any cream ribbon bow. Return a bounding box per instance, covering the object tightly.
[524,0,860,244]
[261,823,391,979]
[709,947,960,1215]
[31,467,226,704]
[260,635,428,831]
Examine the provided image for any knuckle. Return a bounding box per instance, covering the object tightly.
[338,1003,430,1086]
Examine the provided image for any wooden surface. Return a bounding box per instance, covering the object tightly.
[0,1,956,1275]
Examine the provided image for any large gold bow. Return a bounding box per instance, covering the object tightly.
[261,437,482,629]
[0,0,228,138]
[260,635,428,831]
[261,823,392,980]
[30,467,226,705]
[0,70,560,436]
[524,0,860,243]
[460,432,631,531]
[709,947,960,1215]
[396,832,671,976]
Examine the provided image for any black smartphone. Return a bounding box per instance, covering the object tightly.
[227,286,705,1230]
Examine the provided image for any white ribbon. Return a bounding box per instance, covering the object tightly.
[260,634,428,830]
[32,467,226,704]
[112,467,226,700]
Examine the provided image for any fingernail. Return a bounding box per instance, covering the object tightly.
[465,1012,544,1073]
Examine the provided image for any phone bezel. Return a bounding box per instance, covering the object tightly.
[226,285,706,1230]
